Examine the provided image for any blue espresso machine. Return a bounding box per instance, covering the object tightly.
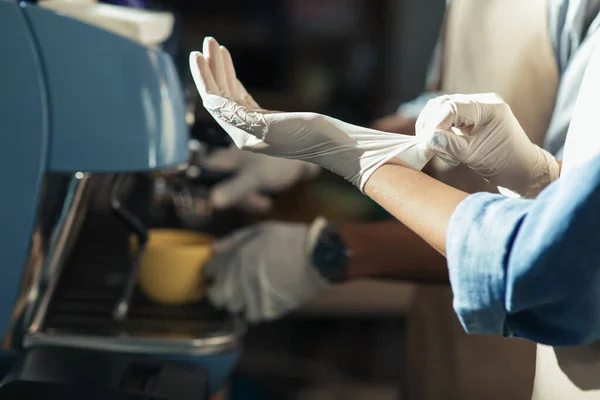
[0,1,243,398]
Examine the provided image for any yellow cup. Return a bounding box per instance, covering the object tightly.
[131,229,214,305]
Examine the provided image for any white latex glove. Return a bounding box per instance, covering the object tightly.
[201,147,320,212]
[416,93,560,198]
[205,218,329,323]
[189,37,431,192]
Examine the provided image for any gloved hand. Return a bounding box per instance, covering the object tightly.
[205,218,329,323]
[201,147,320,212]
[416,93,560,198]
[189,37,431,192]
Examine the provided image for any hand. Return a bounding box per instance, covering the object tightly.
[189,37,431,191]
[416,93,559,198]
[205,219,329,323]
[371,114,416,135]
[201,147,320,212]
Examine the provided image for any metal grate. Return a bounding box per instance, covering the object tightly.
[41,212,235,341]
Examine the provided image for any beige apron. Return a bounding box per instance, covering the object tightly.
[407,1,560,399]
[442,0,559,146]
[531,33,600,400]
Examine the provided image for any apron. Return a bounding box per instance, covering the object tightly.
[441,0,559,147]
[531,32,600,400]
[407,1,560,399]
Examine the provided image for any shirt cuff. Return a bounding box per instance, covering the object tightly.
[446,192,530,336]
[396,91,444,119]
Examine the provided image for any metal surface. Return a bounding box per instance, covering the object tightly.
[110,175,148,321]
[24,330,240,357]
[27,173,91,335]
[24,176,242,356]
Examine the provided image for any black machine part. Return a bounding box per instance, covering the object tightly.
[0,346,209,400]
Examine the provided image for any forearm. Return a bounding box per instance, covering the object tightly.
[340,221,449,283]
[364,162,469,255]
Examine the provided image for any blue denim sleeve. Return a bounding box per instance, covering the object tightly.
[446,153,600,346]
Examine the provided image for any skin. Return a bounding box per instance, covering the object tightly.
[341,220,450,283]
[190,37,554,287]
[363,162,469,256]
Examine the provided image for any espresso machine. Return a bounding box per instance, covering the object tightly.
[0,1,243,398]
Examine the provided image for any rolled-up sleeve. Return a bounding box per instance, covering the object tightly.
[446,153,600,346]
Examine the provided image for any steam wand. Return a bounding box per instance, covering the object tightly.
[110,174,148,321]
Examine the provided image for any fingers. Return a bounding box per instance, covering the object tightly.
[203,37,230,97]
[219,45,245,104]
[191,36,261,113]
[204,227,258,316]
[216,42,261,109]
[200,147,246,172]
[416,93,505,163]
[219,44,260,109]
[189,51,219,100]
[239,192,273,213]
[424,129,469,163]
[235,80,261,110]
[209,172,261,210]
[416,96,457,135]
[417,93,505,134]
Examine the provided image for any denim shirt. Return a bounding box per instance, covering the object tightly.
[447,151,600,347]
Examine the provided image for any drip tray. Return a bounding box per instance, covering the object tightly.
[25,212,242,356]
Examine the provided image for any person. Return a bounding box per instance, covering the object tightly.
[197,0,600,322]
[192,30,600,398]
[193,9,600,398]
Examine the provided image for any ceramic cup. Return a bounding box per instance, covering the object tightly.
[131,229,214,305]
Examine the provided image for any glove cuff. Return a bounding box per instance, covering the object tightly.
[498,146,559,198]
[523,146,560,198]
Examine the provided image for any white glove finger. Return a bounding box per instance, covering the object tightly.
[203,37,230,97]
[239,192,273,213]
[216,45,261,109]
[425,129,469,163]
[219,46,247,105]
[200,147,246,172]
[189,52,219,100]
[235,79,261,110]
[214,253,248,314]
[422,93,506,133]
[209,172,261,210]
[242,279,263,324]
[205,253,234,308]
[207,280,228,309]
[205,229,256,310]
[210,227,256,256]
